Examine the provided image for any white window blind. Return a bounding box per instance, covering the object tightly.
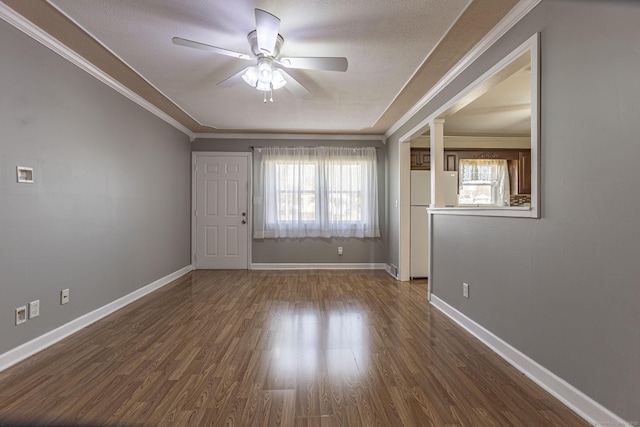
[253,146,380,238]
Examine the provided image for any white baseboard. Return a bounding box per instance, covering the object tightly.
[0,265,192,373]
[430,295,629,426]
[251,263,386,270]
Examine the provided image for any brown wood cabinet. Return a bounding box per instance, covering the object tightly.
[410,148,430,170]
[518,151,532,195]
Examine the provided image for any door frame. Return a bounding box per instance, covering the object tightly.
[191,151,252,269]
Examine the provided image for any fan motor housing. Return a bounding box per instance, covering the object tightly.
[247,30,284,57]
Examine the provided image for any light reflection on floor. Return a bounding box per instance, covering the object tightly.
[271,309,368,379]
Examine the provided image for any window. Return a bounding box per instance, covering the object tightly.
[253,146,379,238]
[458,159,510,206]
[274,162,317,222]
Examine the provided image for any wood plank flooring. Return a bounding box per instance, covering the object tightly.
[0,270,588,426]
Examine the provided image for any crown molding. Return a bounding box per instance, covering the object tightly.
[0,2,196,140]
[194,133,385,142]
[385,0,542,139]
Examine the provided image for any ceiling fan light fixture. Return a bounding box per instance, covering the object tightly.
[257,58,273,84]
[242,58,287,93]
[255,80,271,91]
[174,8,347,101]
[241,66,258,87]
[271,69,287,90]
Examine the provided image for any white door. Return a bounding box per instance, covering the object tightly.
[194,154,249,269]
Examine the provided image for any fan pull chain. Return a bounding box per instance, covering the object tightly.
[263,90,274,103]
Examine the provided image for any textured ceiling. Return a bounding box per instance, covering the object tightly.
[445,64,532,136]
[1,0,520,136]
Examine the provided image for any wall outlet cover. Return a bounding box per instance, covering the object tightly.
[29,300,40,318]
[61,289,70,305]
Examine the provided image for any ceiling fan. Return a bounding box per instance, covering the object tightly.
[172,9,348,102]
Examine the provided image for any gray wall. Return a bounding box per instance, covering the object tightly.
[193,138,387,264]
[388,0,640,420]
[0,20,192,354]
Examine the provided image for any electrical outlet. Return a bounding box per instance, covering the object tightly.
[338,246,343,255]
[15,306,27,325]
[463,283,470,298]
[29,300,40,318]
[61,289,70,305]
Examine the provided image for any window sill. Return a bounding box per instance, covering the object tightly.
[428,206,538,218]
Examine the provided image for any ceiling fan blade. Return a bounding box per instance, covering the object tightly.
[217,67,251,87]
[255,9,280,56]
[172,37,252,60]
[278,57,348,72]
[279,69,309,97]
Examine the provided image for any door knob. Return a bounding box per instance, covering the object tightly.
[242,219,247,224]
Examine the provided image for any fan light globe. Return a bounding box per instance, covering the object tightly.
[271,70,286,90]
[257,61,273,84]
[255,80,271,91]
[241,66,258,86]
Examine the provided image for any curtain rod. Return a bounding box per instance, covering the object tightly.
[249,146,380,150]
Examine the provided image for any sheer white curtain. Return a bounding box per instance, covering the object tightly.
[253,146,380,238]
[459,159,510,206]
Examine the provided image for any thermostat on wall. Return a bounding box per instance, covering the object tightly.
[16,166,34,183]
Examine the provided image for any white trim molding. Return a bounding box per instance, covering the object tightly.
[430,295,631,427]
[385,0,542,139]
[251,263,386,270]
[0,3,195,140]
[429,206,533,218]
[195,133,385,142]
[0,265,192,373]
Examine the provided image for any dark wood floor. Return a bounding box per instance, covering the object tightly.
[0,270,587,426]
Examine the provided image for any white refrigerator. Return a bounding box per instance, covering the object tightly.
[410,171,431,278]
[410,170,459,278]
